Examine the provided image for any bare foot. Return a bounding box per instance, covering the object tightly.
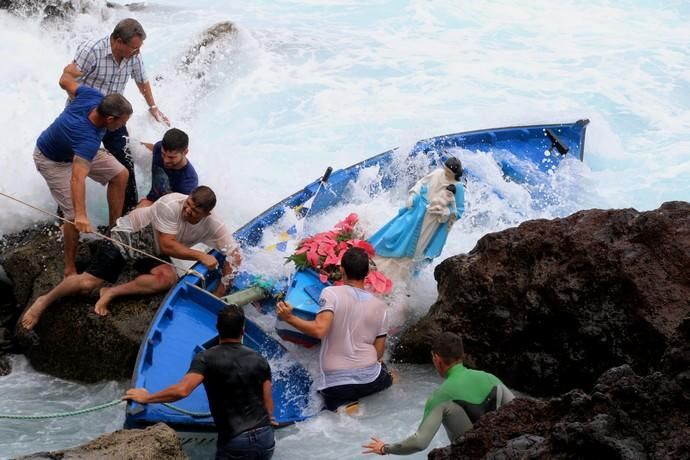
[94,287,113,316]
[64,269,77,278]
[20,296,50,330]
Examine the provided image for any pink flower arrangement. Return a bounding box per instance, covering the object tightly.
[286,213,393,295]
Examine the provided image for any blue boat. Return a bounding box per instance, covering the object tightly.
[125,120,589,441]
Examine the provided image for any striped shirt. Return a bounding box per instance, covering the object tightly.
[73,36,147,96]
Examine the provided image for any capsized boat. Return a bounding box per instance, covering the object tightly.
[125,119,590,439]
[235,120,591,345]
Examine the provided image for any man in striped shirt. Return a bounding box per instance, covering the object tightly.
[72,18,169,213]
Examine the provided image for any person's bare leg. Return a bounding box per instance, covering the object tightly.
[95,265,176,316]
[20,273,104,330]
[63,222,79,277]
[106,169,128,226]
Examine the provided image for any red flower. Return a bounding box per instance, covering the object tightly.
[286,213,393,295]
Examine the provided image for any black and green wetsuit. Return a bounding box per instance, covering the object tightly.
[384,364,514,455]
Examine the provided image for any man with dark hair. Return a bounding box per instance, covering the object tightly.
[276,247,392,412]
[362,331,515,456]
[34,63,131,278]
[94,186,241,316]
[138,128,198,207]
[124,304,276,459]
[73,17,170,213]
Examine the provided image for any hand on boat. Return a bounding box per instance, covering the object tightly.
[199,252,219,270]
[122,388,150,404]
[276,300,294,320]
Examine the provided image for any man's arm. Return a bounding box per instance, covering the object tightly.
[374,336,386,361]
[141,142,155,151]
[276,301,333,339]
[123,372,204,404]
[59,63,83,99]
[136,80,170,125]
[363,404,446,455]
[156,232,219,269]
[71,157,92,232]
[212,249,242,297]
[262,379,276,424]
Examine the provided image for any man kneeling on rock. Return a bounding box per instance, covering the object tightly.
[19,186,241,329]
[94,185,241,316]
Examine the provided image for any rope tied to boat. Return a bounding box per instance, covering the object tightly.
[0,399,124,420]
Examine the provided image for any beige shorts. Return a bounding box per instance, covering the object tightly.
[33,147,125,220]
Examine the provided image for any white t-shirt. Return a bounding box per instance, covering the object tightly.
[127,193,239,256]
[318,285,388,388]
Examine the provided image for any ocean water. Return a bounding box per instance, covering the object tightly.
[0,0,689,458]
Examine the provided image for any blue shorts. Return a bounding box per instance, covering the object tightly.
[319,363,393,411]
[216,425,274,460]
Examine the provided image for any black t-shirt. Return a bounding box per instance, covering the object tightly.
[188,342,272,443]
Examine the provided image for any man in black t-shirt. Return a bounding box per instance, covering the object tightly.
[123,305,276,459]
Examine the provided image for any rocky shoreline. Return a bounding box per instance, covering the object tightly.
[1,202,689,458]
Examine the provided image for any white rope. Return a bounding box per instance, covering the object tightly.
[0,191,192,276]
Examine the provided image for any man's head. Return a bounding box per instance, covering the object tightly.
[161,128,189,170]
[97,94,133,131]
[216,304,244,340]
[181,186,217,224]
[340,247,369,281]
[111,18,146,60]
[431,331,464,377]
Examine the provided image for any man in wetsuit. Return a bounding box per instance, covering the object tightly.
[362,331,515,456]
[124,304,276,460]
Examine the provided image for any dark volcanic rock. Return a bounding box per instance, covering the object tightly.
[1,224,161,382]
[394,201,690,396]
[17,422,187,459]
[429,365,690,460]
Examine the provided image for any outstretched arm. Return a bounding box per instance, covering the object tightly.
[136,80,170,125]
[123,372,204,404]
[276,301,333,339]
[59,63,83,99]
[363,404,447,455]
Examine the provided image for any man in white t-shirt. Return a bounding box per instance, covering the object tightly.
[276,247,393,411]
[94,186,242,316]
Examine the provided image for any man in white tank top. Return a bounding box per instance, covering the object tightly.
[277,247,393,411]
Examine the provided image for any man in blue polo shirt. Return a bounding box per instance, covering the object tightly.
[34,63,132,278]
[138,127,199,207]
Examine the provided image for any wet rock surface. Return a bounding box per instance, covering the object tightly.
[429,365,690,460]
[394,201,690,397]
[1,224,161,382]
[16,422,187,459]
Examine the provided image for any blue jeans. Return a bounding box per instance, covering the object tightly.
[215,425,275,460]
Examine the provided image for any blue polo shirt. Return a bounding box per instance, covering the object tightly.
[146,141,199,202]
[36,86,106,163]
